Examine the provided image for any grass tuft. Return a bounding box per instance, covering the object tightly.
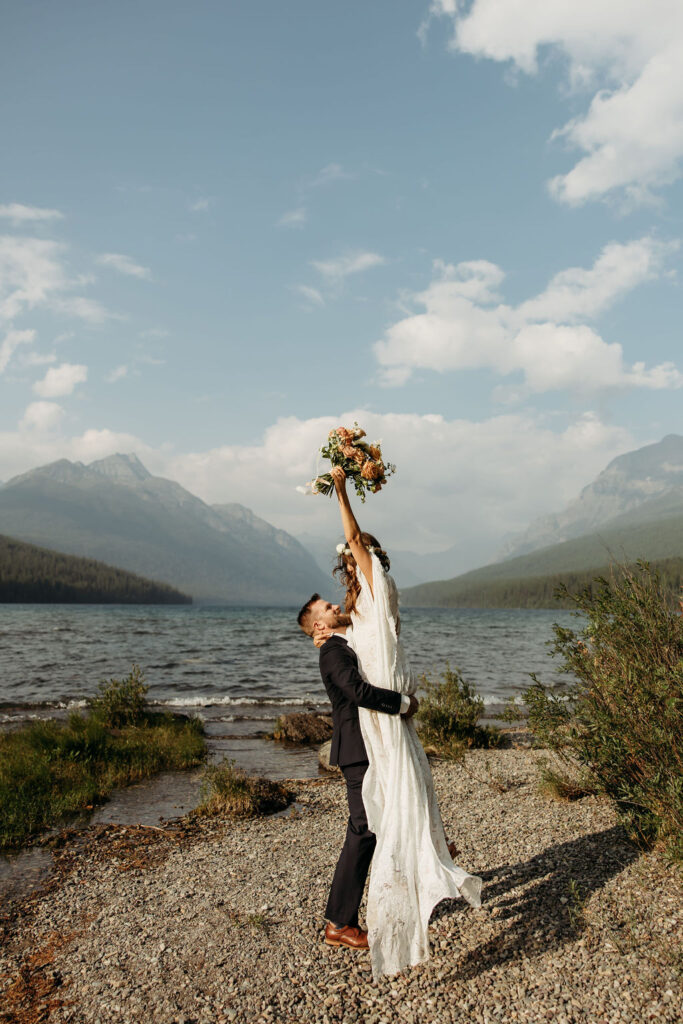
[195,758,293,819]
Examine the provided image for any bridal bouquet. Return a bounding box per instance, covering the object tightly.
[298,423,396,502]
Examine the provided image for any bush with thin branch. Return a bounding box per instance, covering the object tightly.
[511,561,683,862]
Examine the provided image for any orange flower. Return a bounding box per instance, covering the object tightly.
[342,444,357,459]
[336,427,353,445]
[361,461,381,480]
[353,448,367,465]
[368,445,381,460]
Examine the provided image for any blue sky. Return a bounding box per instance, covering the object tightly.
[1,1,681,568]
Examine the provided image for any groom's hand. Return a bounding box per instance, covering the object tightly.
[401,694,419,718]
[312,625,333,648]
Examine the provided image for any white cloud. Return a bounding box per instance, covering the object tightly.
[0,203,65,225]
[373,236,682,393]
[312,251,385,281]
[33,362,88,398]
[52,296,114,324]
[0,235,115,324]
[23,350,57,367]
[0,236,68,321]
[309,163,352,188]
[105,364,128,383]
[295,284,325,307]
[96,252,151,280]
[0,408,635,567]
[138,327,169,339]
[164,410,635,562]
[0,328,35,373]
[19,401,64,432]
[189,197,211,212]
[427,0,683,205]
[277,207,307,228]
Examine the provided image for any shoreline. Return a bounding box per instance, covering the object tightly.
[2,747,680,1023]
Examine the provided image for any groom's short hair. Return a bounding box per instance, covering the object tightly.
[297,593,321,636]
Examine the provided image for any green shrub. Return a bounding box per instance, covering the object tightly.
[416,664,503,757]
[513,561,683,862]
[87,664,149,727]
[195,758,293,818]
[0,679,206,849]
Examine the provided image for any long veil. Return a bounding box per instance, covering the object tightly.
[349,552,482,980]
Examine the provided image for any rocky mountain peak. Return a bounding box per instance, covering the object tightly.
[88,453,152,484]
[497,434,683,562]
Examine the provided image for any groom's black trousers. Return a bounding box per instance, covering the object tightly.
[325,760,376,928]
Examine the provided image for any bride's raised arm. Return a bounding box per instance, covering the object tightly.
[331,466,374,597]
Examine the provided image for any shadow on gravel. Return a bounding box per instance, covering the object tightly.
[453,823,640,980]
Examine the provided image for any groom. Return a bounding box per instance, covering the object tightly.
[297,593,419,950]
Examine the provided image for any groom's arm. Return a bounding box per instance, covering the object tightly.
[320,642,403,715]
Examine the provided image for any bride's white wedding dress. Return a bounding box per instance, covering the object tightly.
[347,551,482,980]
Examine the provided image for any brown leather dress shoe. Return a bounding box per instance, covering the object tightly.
[324,922,369,949]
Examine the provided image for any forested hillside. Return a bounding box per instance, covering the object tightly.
[400,557,683,609]
[0,535,192,604]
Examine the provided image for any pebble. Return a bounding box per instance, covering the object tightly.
[1,749,681,1023]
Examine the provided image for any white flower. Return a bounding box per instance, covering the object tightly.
[336,543,345,554]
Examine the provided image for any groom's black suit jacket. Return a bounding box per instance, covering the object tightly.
[319,634,402,767]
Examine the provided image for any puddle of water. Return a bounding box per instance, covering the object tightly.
[0,846,54,907]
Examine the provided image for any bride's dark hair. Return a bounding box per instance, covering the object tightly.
[333,532,390,616]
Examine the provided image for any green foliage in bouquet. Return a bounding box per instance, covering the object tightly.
[507,561,683,862]
[304,422,396,503]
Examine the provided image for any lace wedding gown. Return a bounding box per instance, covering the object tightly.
[347,552,482,980]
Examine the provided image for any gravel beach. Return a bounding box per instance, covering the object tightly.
[1,744,681,1024]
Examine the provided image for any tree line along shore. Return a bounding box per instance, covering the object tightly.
[0,534,191,604]
[400,556,683,609]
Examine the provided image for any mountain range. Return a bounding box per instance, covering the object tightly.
[402,434,683,607]
[497,433,683,561]
[0,454,327,605]
[1,434,680,608]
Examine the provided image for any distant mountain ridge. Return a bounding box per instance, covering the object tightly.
[401,512,683,607]
[402,433,683,608]
[0,454,327,605]
[497,434,683,561]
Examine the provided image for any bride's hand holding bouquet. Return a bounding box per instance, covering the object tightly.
[298,423,395,502]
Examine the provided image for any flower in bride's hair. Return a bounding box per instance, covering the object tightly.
[336,543,345,554]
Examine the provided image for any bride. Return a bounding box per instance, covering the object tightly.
[315,466,482,980]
